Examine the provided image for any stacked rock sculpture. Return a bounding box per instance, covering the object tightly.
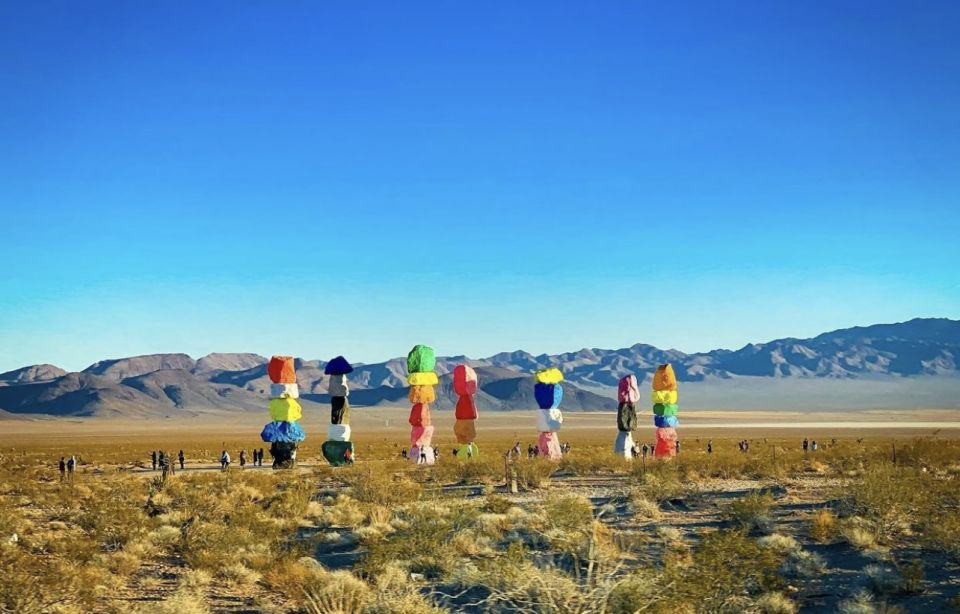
[651,363,679,458]
[262,355,304,469]
[615,374,639,458]
[407,344,437,465]
[321,355,354,466]
[533,367,564,460]
[452,364,479,459]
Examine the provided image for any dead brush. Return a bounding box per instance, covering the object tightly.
[665,530,784,610]
[839,464,934,544]
[339,466,422,506]
[809,508,839,543]
[921,509,960,560]
[725,491,775,533]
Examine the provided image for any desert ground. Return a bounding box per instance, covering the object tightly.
[2,409,960,613]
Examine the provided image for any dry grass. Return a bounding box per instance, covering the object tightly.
[810,508,839,543]
[2,434,960,612]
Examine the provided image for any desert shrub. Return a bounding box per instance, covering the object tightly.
[362,503,478,579]
[725,491,775,532]
[219,562,262,587]
[513,459,554,489]
[755,591,798,614]
[318,494,366,528]
[667,530,783,609]
[758,533,800,555]
[136,586,211,614]
[841,518,879,550]
[605,568,667,613]
[896,559,925,594]
[921,509,960,560]
[483,494,515,515]
[627,490,661,521]
[779,549,825,579]
[840,464,933,543]
[303,568,372,614]
[638,467,685,502]
[541,493,594,535]
[810,508,839,543]
[340,467,422,506]
[837,589,904,614]
[560,448,630,476]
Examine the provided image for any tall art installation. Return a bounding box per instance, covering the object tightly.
[534,367,564,460]
[407,344,438,465]
[322,355,355,466]
[453,364,479,459]
[615,373,639,458]
[261,355,304,469]
[651,363,679,458]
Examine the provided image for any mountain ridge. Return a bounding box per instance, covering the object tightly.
[0,318,957,418]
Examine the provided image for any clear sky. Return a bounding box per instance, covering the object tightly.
[1,1,958,373]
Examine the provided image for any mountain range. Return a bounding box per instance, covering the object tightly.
[1,318,958,418]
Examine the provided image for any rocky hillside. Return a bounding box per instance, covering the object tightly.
[0,318,957,417]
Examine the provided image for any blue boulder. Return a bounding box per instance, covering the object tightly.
[324,355,353,375]
[654,415,679,428]
[261,421,307,443]
[534,383,563,410]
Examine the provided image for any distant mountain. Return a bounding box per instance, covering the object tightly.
[0,364,67,386]
[84,353,197,381]
[0,318,958,417]
[193,353,267,374]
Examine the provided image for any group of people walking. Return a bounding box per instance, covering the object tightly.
[150,450,185,472]
[220,448,267,470]
[57,456,76,481]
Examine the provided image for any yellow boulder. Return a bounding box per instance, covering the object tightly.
[407,371,439,386]
[268,397,303,422]
[534,368,564,384]
[651,390,678,405]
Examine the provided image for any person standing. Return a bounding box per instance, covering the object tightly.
[159,453,170,482]
[58,457,66,482]
[178,450,185,470]
[803,438,809,453]
[239,450,247,468]
[220,450,230,470]
[675,440,681,455]
[707,440,713,455]
[151,450,158,471]
[66,455,76,481]
[811,440,818,452]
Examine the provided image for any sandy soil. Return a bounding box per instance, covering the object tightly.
[4,408,960,446]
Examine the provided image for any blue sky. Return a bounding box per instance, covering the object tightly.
[1,1,958,373]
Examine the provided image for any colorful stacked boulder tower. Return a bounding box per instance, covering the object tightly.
[615,374,639,459]
[534,368,564,460]
[452,364,479,459]
[407,345,438,465]
[261,355,304,469]
[651,363,679,458]
[322,355,354,466]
